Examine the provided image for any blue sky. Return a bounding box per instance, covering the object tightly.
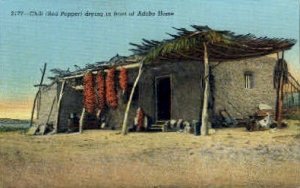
[0,0,299,108]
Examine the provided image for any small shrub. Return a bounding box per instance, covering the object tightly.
[0,126,29,133]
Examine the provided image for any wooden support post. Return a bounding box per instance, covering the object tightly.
[79,108,86,133]
[54,80,66,133]
[46,96,57,125]
[36,92,41,119]
[275,51,285,126]
[275,74,284,123]
[201,42,209,136]
[96,109,101,120]
[30,63,47,127]
[30,91,40,127]
[121,61,144,135]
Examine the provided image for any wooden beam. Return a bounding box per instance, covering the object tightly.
[79,108,86,133]
[46,96,57,125]
[275,51,285,125]
[121,61,144,135]
[177,52,202,61]
[36,91,41,119]
[30,91,40,126]
[201,42,209,136]
[61,62,141,80]
[30,63,47,127]
[54,80,66,133]
[275,74,284,123]
[34,84,48,87]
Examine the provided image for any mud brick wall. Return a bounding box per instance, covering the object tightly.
[105,70,139,129]
[105,60,205,127]
[58,83,83,132]
[139,61,204,122]
[36,55,276,131]
[35,72,140,131]
[35,81,84,132]
[211,55,277,119]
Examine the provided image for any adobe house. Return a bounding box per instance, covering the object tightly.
[31,25,296,135]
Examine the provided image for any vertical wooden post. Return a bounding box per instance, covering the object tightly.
[275,51,285,126]
[79,108,86,133]
[201,42,209,136]
[36,92,41,119]
[46,96,57,125]
[54,80,66,133]
[121,61,144,135]
[30,91,40,127]
[275,72,284,123]
[96,109,101,126]
[30,63,47,127]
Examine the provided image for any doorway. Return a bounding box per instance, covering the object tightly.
[155,76,171,121]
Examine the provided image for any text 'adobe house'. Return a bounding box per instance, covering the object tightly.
[31,25,297,135]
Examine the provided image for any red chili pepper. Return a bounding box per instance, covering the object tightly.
[83,72,96,113]
[119,67,128,94]
[106,68,118,109]
[96,71,106,111]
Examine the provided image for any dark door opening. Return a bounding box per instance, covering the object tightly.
[156,76,171,121]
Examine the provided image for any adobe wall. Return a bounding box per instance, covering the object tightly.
[139,61,204,122]
[211,55,277,119]
[103,60,205,128]
[36,73,140,131]
[35,81,84,132]
[58,83,83,132]
[105,70,139,129]
[36,55,277,131]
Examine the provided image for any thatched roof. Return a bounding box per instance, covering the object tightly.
[130,25,296,63]
[49,25,296,81]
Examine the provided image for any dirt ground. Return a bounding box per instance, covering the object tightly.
[0,120,299,188]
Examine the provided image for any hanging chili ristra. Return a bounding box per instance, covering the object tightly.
[96,71,106,111]
[83,71,96,113]
[119,67,128,95]
[106,68,118,109]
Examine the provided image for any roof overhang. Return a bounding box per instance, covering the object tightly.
[130,25,296,63]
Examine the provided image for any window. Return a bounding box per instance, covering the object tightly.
[244,72,254,89]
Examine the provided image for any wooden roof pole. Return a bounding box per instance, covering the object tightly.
[201,42,210,136]
[121,60,144,135]
[61,62,141,80]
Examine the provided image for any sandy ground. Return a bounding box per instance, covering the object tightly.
[0,120,299,188]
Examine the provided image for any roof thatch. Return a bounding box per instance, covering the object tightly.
[130,25,296,63]
[48,25,296,81]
